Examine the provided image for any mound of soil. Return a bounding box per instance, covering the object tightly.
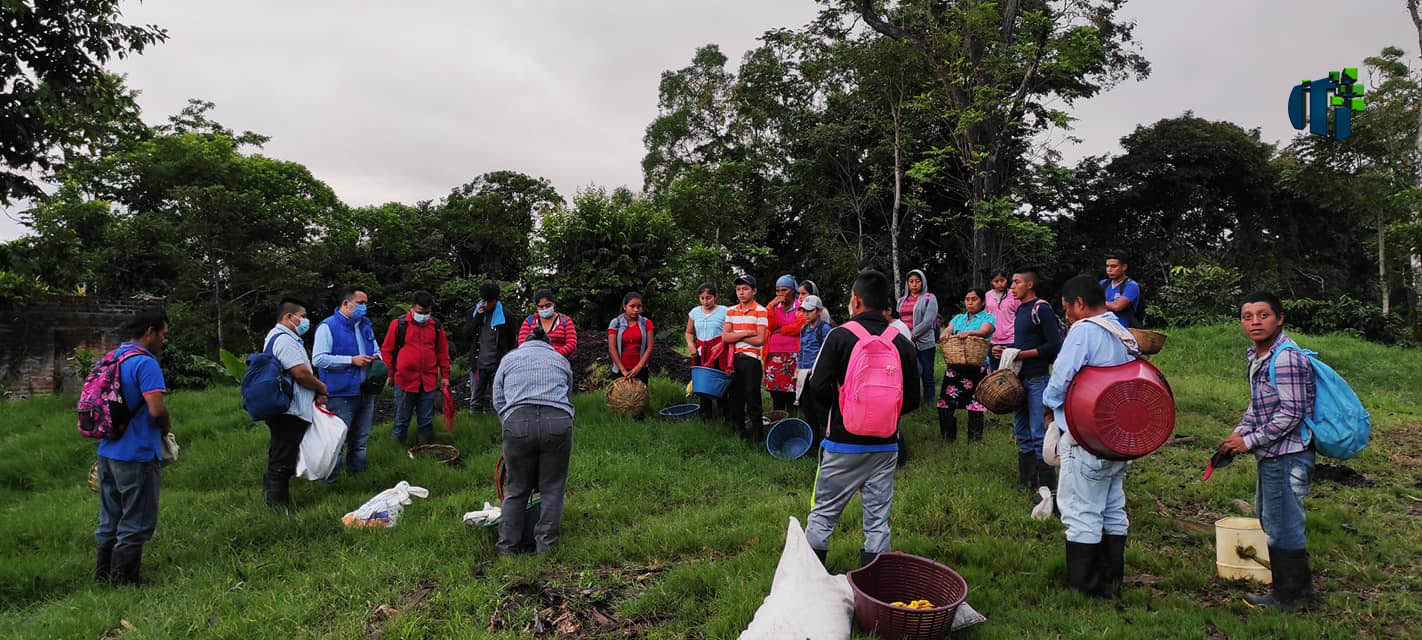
[1315,463,1373,487]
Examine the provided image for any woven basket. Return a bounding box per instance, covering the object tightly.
[848,552,968,640]
[607,378,649,417]
[407,444,461,465]
[88,462,99,492]
[940,335,991,367]
[975,369,1025,414]
[1129,328,1167,355]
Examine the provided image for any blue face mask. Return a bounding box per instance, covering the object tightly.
[296,317,310,336]
[352,303,367,317]
[412,312,430,324]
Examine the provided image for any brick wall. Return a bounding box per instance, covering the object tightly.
[0,295,163,398]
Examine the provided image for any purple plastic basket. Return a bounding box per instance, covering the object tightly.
[848,552,968,639]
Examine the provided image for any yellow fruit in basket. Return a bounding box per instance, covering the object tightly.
[890,601,907,608]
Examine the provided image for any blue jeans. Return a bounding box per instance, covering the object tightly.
[326,394,376,478]
[1256,449,1315,550]
[392,387,437,439]
[1056,435,1130,543]
[95,457,161,549]
[1012,375,1048,458]
[915,347,937,408]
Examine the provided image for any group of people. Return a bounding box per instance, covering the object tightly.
[91,254,1322,613]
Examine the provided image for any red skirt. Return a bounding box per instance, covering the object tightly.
[763,352,798,392]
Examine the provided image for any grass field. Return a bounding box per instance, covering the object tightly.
[1,324,1419,639]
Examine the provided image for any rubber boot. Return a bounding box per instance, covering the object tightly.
[1014,452,1032,492]
[417,433,432,446]
[1245,547,1311,611]
[112,544,143,586]
[813,547,828,567]
[96,542,115,583]
[966,411,984,441]
[938,408,957,441]
[859,550,880,568]
[1064,540,1104,597]
[1101,534,1127,599]
[896,432,909,468]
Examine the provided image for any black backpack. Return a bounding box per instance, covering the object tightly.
[1101,278,1147,328]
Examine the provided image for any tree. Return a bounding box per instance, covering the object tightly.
[435,171,562,282]
[843,0,1149,284]
[1,1,166,203]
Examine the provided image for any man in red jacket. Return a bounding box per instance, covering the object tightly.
[380,290,451,445]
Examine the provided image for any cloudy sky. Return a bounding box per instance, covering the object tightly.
[2,0,1416,240]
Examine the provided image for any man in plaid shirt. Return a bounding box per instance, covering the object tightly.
[1217,291,1316,612]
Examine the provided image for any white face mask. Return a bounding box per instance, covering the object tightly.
[538,306,556,319]
[411,312,430,324]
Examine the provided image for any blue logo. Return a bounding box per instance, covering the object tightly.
[1288,68,1366,140]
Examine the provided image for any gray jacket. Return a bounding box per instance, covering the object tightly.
[897,269,939,351]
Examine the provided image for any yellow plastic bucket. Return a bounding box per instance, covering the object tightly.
[1214,517,1272,584]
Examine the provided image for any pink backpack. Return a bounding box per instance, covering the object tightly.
[837,321,904,438]
[77,346,149,440]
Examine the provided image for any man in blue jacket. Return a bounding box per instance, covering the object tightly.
[95,308,171,586]
[314,286,383,481]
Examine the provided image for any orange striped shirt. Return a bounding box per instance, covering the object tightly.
[725,302,768,359]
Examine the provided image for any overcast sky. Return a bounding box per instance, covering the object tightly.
[2,0,1416,240]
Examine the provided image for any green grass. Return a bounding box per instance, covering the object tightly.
[1,325,1419,639]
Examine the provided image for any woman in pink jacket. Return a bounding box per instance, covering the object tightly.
[763,274,802,416]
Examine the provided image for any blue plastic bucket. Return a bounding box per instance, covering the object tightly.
[766,418,814,460]
[690,366,731,398]
[658,403,702,421]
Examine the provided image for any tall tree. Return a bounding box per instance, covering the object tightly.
[843,0,1148,284]
[1,1,166,203]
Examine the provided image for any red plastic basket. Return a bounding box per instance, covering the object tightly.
[848,552,968,639]
[1063,359,1175,461]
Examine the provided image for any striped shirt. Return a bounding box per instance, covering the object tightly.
[1234,332,1315,459]
[725,302,768,359]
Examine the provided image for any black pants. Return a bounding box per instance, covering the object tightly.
[264,414,309,505]
[698,394,723,420]
[498,405,574,554]
[726,354,764,436]
[471,366,498,411]
[770,391,796,414]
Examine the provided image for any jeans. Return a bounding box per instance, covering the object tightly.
[1012,374,1048,458]
[807,450,898,553]
[393,387,437,438]
[916,347,937,408]
[726,354,764,435]
[470,367,497,412]
[95,457,161,550]
[1256,449,1315,550]
[325,393,375,478]
[498,405,574,554]
[1056,435,1130,543]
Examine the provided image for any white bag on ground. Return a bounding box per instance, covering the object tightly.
[342,481,429,528]
[739,517,854,640]
[295,404,348,481]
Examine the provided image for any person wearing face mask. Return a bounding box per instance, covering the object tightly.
[312,286,382,482]
[262,298,329,508]
[517,288,577,359]
[381,290,451,445]
[463,282,517,413]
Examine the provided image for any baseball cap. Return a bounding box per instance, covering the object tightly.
[800,295,823,311]
[734,274,757,289]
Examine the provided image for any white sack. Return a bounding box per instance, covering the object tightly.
[738,517,854,640]
[295,404,348,481]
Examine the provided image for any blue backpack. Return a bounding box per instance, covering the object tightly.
[241,333,297,421]
[1268,344,1371,460]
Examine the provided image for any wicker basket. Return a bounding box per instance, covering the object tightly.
[407,444,461,465]
[607,378,650,417]
[848,552,968,640]
[88,462,99,492]
[940,335,991,367]
[1129,328,1167,355]
[975,369,1025,414]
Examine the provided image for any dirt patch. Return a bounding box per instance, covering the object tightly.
[487,564,671,638]
[1315,463,1373,487]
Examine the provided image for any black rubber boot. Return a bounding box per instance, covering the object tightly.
[1064,541,1104,597]
[938,408,957,441]
[896,432,909,467]
[1014,452,1032,491]
[966,411,984,441]
[112,544,143,586]
[813,547,828,567]
[1245,547,1311,611]
[1101,534,1127,598]
[96,542,115,583]
[859,550,880,568]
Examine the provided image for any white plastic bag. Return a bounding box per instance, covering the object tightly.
[342,481,429,528]
[739,517,854,640]
[462,502,502,527]
[295,404,348,481]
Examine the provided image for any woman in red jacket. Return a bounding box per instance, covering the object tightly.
[517,288,577,359]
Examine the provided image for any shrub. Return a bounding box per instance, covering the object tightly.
[1155,261,1242,327]
[1282,297,1411,345]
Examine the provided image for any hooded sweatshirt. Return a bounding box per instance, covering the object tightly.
[896,269,939,351]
